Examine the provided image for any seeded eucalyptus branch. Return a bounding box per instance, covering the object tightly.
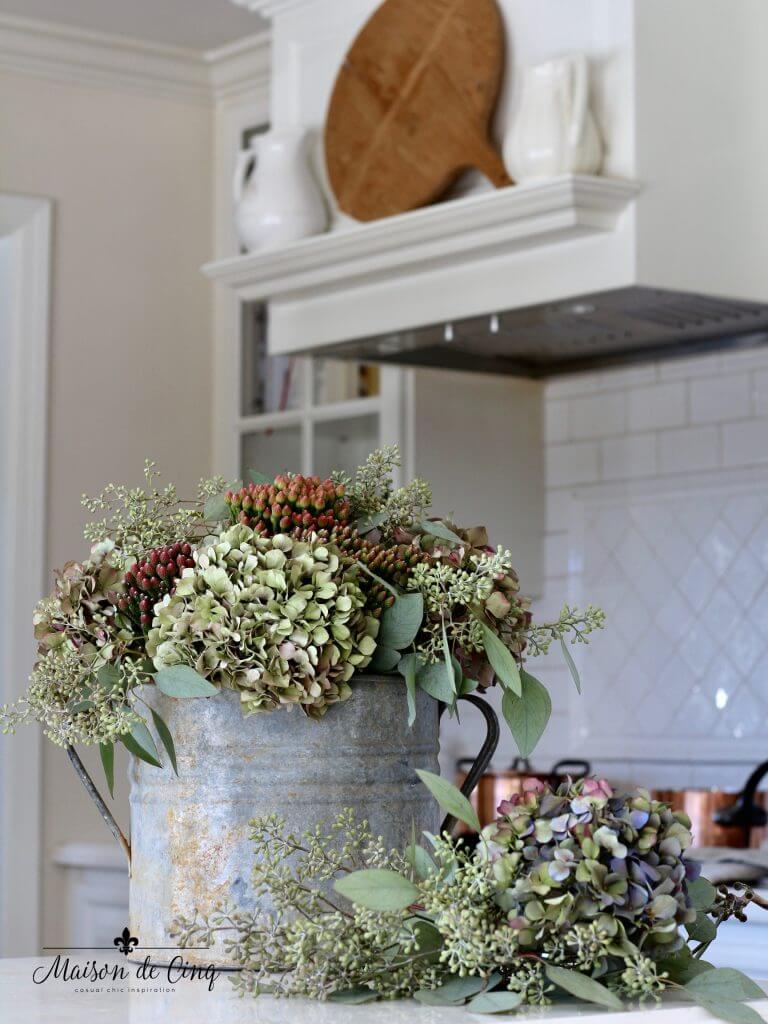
[173,777,766,1019]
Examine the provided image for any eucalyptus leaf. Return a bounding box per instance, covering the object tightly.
[399,653,420,726]
[150,708,178,776]
[416,659,457,704]
[378,592,424,650]
[440,620,456,708]
[415,769,481,833]
[545,965,623,1010]
[333,869,418,911]
[99,742,115,798]
[356,510,387,535]
[688,876,717,911]
[686,911,717,944]
[685,968,765,1003]
[247,468,270,484]
[404,841,435,880]
[657,948,714,984]
[501,670,551,758]
[691,999,765,1024]
[154,665,218,698]
[121,719,163,768]
[203,490,230,523]
[69,700,95,714]
[327,987,378,1004]
[414,975,486,1006]
[409,919,442,955]
[369,645,401,673]
[467,991,524,1014]
[560,636,582,694]
[476,619,521,696]
[459,675,479,695]
[95,663,121,691]
[420,519,463,544]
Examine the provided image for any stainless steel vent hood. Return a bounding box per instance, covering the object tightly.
[307,287,768,378]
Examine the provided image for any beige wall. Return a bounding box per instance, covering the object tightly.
[0,70,213,946]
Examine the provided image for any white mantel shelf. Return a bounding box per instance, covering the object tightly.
[204,175,639,306]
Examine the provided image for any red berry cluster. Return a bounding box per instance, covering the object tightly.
[116,541,194,628]
[226,474,351,535]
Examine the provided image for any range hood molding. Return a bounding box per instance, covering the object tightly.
[207,0,768,374]
[204,175,640,355]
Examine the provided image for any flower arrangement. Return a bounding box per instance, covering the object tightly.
[1,447,604,787]
[173,774,766,1022]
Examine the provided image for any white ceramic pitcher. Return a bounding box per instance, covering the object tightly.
[233,128,328,252]
[504,54,602,182]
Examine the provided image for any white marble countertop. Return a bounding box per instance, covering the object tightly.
[1,956,766,1024]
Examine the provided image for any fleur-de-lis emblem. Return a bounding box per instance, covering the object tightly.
[113,927,139,955]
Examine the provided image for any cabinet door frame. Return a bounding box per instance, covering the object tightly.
[0,194,51,955]
[212,97,406,484]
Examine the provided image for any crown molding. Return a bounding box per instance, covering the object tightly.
[205,32,270,102]
[0,14,270,105]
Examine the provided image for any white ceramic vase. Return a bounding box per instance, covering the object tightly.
[233,128,328,252]
[504,54,603,182]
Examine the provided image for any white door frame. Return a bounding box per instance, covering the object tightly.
[0,194,52,955]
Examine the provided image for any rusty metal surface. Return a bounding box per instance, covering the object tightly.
[128,676,440,966]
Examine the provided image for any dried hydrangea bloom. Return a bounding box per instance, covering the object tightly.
[481,778,696,959]
[146,524,379,717]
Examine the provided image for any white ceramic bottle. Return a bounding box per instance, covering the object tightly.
[504,54,603,183]
[233,127,328,252]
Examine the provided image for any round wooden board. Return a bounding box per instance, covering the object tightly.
[324,0,512,222]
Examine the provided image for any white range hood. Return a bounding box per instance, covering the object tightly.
[207,0,768,375]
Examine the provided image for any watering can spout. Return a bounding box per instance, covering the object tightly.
[66,745,132,872]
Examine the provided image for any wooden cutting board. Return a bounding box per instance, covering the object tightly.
[324,0,512,222]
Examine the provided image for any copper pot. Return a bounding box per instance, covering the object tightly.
[456,757,591,831]
[654,764,768,849]
[652,789,766,849]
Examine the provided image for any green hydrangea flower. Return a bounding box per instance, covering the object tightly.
[146,524,379,717]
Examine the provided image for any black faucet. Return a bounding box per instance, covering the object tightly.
[713,761,768,830]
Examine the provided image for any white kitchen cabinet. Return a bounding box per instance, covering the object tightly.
[232,311,544,592]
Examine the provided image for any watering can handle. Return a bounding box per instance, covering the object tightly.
[66,745,131,869]
[438,693,500,836]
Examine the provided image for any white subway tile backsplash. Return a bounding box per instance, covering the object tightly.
[487,345,768,785]
[545,441,599,487]
[568,391,626,440]
[545,489,572,532]
[660,352,723,380]
[628,381,686,432]
[722,419,768,467]
[546,372,601,399]
[597,365,657,390]
[752,369,768,416]
[720,345,768,372]
[690,373,750,423]
[601,434,656,480]
[658,425,720,474]
[544,532,570,579]
[544,399,569,443]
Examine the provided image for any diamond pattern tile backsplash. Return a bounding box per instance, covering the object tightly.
[568,479,768,762]
[437,350,768,788]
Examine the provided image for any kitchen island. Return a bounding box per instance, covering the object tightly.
[1,956,766,1024]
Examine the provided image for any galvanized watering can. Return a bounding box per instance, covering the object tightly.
[67,674,498,966]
